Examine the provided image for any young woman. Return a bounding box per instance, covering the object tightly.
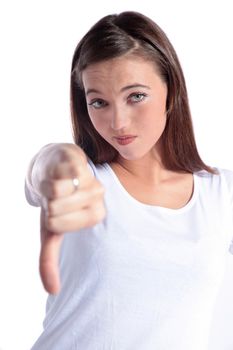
[25,11,233,350]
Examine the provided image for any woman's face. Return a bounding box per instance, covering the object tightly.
[82,56,168,162]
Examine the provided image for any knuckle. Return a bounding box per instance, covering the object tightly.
[98,183,105,194]
[99,207,106,220]
[57,148,71,162]
[53,146,78,163]
[91,206,106,224]
[93,181,105,196]
[46,201,56,216]
[50,182,60,198]
[41,180,59,199]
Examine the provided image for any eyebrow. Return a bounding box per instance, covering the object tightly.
[85,84,151,96]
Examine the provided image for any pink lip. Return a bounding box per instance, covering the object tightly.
[114,136,137,145]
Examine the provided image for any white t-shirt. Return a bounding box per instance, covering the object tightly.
[31,161,233,350]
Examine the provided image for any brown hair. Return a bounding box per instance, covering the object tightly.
[70,11,218,175]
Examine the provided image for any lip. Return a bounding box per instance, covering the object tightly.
[114,135,137,146]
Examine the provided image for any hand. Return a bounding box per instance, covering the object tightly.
[38,144,106,294]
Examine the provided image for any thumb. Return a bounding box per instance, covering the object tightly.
[39,209,64,294]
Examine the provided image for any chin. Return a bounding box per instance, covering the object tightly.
[118,151,147,161]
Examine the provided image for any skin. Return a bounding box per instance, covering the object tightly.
[27,143,106,294]
[83,56,193,208]
[27,55,193,294]
[82,55,169,184]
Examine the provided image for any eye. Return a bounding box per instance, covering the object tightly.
[128,92,147,103]
[87,99,107,109]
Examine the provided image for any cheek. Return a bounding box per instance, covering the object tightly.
[137,104,167,128]
[88,113,108,135]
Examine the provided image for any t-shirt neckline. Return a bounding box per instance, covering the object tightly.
[105,163,199,215]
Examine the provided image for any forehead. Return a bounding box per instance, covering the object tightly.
[82,56,162,89]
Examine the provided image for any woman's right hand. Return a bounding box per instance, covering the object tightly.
[30,143,106,295]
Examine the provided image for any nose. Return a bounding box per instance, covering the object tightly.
[110,106,130,131]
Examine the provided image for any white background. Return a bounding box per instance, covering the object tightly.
[0,0,233,349]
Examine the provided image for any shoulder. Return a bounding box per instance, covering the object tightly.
[216,166,233,182]
[212,166,233,188]
[216,167,233,199]
[195,166,233,181]
[87,158,109,184]
[87,158,109,178]
[195,166,233,201]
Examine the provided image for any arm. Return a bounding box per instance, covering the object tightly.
[25,142,106,294]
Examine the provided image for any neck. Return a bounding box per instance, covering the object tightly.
[113,150,171,185]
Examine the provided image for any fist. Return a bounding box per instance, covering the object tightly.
[38,143,106,294]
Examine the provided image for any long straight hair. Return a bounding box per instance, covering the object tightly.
[70,11,218,175]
